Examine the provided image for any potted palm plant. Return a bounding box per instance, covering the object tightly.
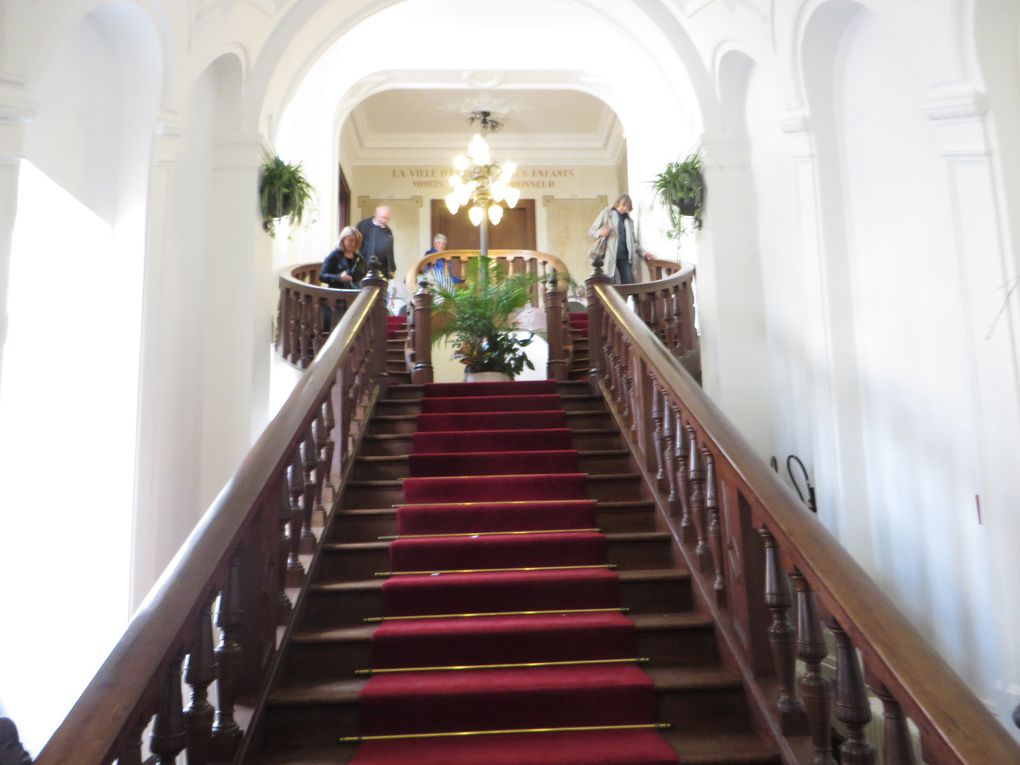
[430,259,539,381]
[259,153,314,237]
[651,153,705,239]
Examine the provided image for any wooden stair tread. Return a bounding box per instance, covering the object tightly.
[645,666,742,690]
[250,732,780,765]
[321,530,671,552]
[312,568,686,593]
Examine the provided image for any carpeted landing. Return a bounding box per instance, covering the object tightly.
[349,380,678,765]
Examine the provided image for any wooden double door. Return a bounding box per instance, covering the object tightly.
[430,199,536,250]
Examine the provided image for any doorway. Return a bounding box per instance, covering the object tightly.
[430,199,536,250]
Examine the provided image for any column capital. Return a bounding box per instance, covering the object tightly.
[696,131,749,169]
[0,79,37,161]
[921,86,991,158]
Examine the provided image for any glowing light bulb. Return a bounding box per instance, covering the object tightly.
[501,161,517,179]
[504,186,520,209]
[467,134,491,165]
[468,205,485,226]
[453,155,469,172]
[445,193,461,215]
[488,205,504,225]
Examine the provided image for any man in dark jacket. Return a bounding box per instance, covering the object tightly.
[356,206,396,279]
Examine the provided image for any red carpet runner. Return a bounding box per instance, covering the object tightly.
[350,380,678,765]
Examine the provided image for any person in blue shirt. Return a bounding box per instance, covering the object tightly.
[424,234,461,284]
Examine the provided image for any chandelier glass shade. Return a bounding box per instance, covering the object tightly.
[445,133,520,226]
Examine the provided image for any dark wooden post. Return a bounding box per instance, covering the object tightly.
[276,477,294,620]
[760,529,807,734]
[633,358,656,475]
[119,722,145,765]
[650,385,666,485]
[676,412,693,542]
[791,570,835,765]
[212,552,244,754]
[322,396,337,496]
[876,686,918,765]
[662,401,680,515]
[686,426,709,571]
[361,256,389,386]
[411,276,434,384]
[184,597,217,765]
[704,450,726,605]
[150,654,186,765]
[545,271,567,381]
[311,413,328,525]
[831,621,876,765]
[585,256,612,384]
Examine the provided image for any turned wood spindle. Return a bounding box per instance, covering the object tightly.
[662,402,680,513]
[686,426,710,570]
[676,413,693,541]
[299,294,314,368]
[311,413,328,520]
[212,552,244,751]
[651,385,666,484]
[184,597,217,765]
[876,685,918,765]
[286,461,305,584]
[759,528,807,733]
[791,570,835,765]
[118,722,145,765]
[703,449,726,604]
[150,653,186,765]
[276,477,293,620]
[831,620,876,765]
[321,396,337,502]
[299,433,317,554]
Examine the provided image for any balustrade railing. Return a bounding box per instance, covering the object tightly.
[585,261,1020,765]
[35,273,390,765]
[616,257,697,361]
[276,262,363,369]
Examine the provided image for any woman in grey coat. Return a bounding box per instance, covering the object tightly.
[588,194,654,284]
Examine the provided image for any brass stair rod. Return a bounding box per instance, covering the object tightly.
[364,606,629,623]
[379,527,601,540]
[340,722,671,744]
[355,657,650,675]
[375,564,616,577]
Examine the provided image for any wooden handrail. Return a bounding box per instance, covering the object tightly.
[36,282,389,765]
[588,275,1020,764]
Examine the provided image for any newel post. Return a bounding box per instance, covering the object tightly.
[0,719,31,765]
[411,276,434,384]
[361,256,389,386]
[585,256,612,384]
[545,270,567,380]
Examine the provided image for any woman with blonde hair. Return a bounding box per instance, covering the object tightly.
[320,225,368,288]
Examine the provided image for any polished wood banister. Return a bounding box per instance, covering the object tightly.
[592,280,1020,764]
[36,285,386,765]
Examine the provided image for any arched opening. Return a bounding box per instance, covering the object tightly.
[0,2,162,751]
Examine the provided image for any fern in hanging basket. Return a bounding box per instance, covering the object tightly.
[259,153,314,237]
[651,153,705,239]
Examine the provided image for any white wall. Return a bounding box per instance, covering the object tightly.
[0,4,160,752]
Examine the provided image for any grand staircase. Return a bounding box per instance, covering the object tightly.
[254,379,779,764]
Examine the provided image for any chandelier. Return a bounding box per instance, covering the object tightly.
[444,132,520,228]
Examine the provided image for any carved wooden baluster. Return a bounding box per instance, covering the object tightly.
[676,413,693,541]
[118,721,146,765]
[299,294,314,368]
[703,450,726,604]
[299,431,317,554]
[411,276,434,384]
[650,385,666,485]
[759,528,806,733]
[606,325,620,400]
[686,426,709,570]
[876,685,918,765]
[288,291,301,365]
[212,552,244,752]
[286,460,305,584]
[662,400,679,513]
[791,570,835,765]
[312,413,328,524]
[624,355,637,437]
[150,653,186,765]
[831,620,876,765]
[184,597,217,765]
[322,396,337,502]
[273,476,293,621]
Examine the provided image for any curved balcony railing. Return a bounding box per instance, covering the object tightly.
[583,261,1020,765]
[617,258,698,374]
[276,262,363,370]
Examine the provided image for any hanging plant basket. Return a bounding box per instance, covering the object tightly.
[259,153,314,237]
[651,153,705,239]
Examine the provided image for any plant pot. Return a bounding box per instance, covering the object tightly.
[465,371,512,383]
